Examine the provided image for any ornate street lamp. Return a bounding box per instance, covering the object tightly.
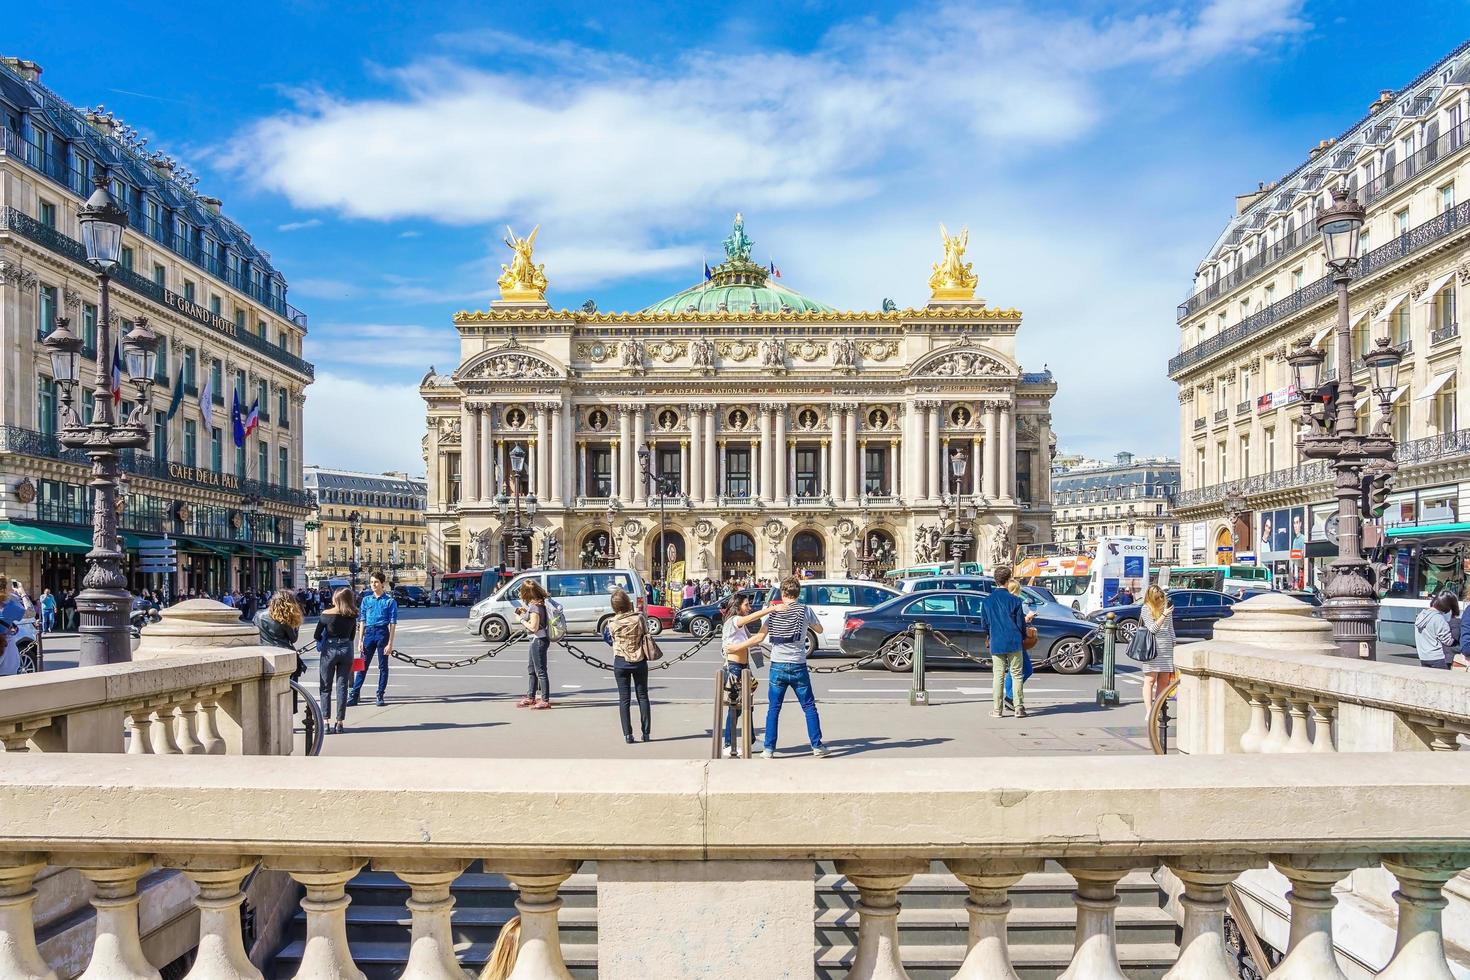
[1296,185,1398,659]
[43,169,155,666]
[1074,525,1085,555]
[241,493,263,597]
[940,449,976,573]
[387,528,402,586]
[638,446,677,584]
[500,444,536,570]
[347,510,363,587]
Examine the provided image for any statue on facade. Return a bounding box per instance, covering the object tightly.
[913,523,938,564]
[760,337,786,372]
[723,212,754,262]
[990,526,1011,568]
[497,225,549,301]
[690,337,715,373]
[620,338,646,374]
[928,223,979,301]
[832,336,857,371]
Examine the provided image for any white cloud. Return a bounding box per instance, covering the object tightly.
[290,277,358,299]
[276,218,322,232]
[303,371,427,472]
[305,323,459,371]
[398,230,422,238]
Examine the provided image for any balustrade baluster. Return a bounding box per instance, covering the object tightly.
[945,858,1043,980]
[67,855,161,980]
[1162,859,1258,980]
[173,702,204,755]
[125,709,150,754]
[1058,859,1142,980]
[160,856,263,980]
[264,858,366,980]
[195,697,225,755]
[1424,725,1463,752]
[1285,699,1314,753]
[374,859,472,980]
[147,702,182,755]
[1259,695,1292,753]
[0,855,56,980]
[1268,856,1363,980]
[834,859,924,980]
[496,860,579,980]
[0,722,43,753]
[1309,703,1336,752]
[1238,690,1269,753]
[1378,853,1470,980]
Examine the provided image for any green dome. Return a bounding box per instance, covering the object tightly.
[643,278,835,315]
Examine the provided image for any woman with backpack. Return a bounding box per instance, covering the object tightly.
[606,588,652,743]
[515,580,554,709]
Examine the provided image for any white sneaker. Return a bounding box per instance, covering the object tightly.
[812,745,831,758]
[722,745,735,758]
[760,749,774,759]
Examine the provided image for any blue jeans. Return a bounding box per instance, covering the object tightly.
[351,626,391,701]
[723,661,748,748]
[41,610,54,633]
[763,662,823,752]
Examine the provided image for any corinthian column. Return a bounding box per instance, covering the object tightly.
[844,404,859,504]
[480,407,494,502]
[618,408,633,503]
[998,401,1014,501]
[984,404,1000,500]
[773,405,788,504]
[461,405,479,504]
[758,405,774,503]
[829,406,843,500]
[632,408,647,504]
[927,404,941,503]
[549,402,565,506]
[704,407,717,503]
[689,409,704,502]
[534,405,550,499]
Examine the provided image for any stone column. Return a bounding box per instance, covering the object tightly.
[758,406,774,503]
[1379,853,1470,980]
[266,857,367,980]
[946,858,1044,980]
[549,403,564,506]
[970,437,981,496]
[844,405,859,504]
[688,409,703,503]
[462,405,479,504]
[998,402,1014,501]
[535,405,550,500]
[927,404,941,504]
[560,400,574,505]
[374,859,473,980]
[718,440,728,499]
[906,404,925,502]
[498,860,579,980]
[834,859,925,980]
[773,406,788,504]
[1161,858,1257,980]
[984,405,1000,500]
[830,407,844,501]
[163,856,264,980]
[618,409,633,503]
[71,856,159,980]
[576,442,587,499]
[1058,859,1138,980]
[704,408,717,503]
[1268,856,1359,980]
[0,856,55,980]
[633,409,647,505]
[889,439,900,498]
[680,440,690,497]
[610,439,621,503]
[819,439,830,498]
[481,408,494,503]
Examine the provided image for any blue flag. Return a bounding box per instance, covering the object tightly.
[165,366,185,420]
[231,386,245,447]
[703,261,713,282]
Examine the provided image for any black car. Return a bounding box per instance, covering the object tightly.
[672,588,766,639]
[393,586,431,608]
[1087,589,1238,641]
[839,590,1101,674]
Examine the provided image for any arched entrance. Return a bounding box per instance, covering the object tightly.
[792,530,826,577]
[720,530,756,581]
[580,529,615,568]
[649,530,687,583]
[1214,525,1235,564]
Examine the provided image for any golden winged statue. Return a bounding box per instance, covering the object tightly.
[497,225,549,301]
[928,222,979,301]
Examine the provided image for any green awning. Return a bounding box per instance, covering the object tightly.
[181,537,236,558]
[0,523,91,553]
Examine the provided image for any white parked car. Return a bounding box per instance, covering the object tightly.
[466,568,646,641]
[763,579,902,656]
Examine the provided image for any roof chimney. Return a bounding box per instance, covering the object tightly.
[148,152,176,179]
[84,107,120,138]
[1307,137,1336,160]
[1115,451,1134,466]
[0,57,42,82]
[199,196,222,215]
[1369,89,1395,113]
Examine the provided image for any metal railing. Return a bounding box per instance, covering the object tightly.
[1431,321,1460,345]
[1236,401,1250,415]
[1193,417,1206,430]
[1213,409,1228,424]
[1170,200,1470,376]
[0,207,314,379]
[1362,120,1469,206]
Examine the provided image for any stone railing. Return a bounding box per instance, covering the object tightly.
[1175,593,1470,974]
[2,753,1469,979]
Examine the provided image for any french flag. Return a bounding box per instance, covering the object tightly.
[767,259,781,279]
[244,399,260,438]
[109,339,122,406]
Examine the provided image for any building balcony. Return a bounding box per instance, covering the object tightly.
[1212,409,1229,426]
[0,206,313,380]
[1170,200,1470,377]
[1193,417,1206,431]
[1431,321,1460,346]
[1236,400,1250,416]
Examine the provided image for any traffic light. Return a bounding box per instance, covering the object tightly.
[1315,380,1338,410]
[1364,472,1391,518]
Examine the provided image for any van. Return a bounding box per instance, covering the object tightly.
[763,578,901,656]
[465,568,646,641]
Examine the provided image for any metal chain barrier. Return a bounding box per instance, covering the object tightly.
[809,648,889,673]
[805,624,1105,673]
[387,631,521,670]
[558,631,718,672]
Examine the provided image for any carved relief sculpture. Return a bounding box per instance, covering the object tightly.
[832,336,858,372]
[690,338,716,374]
[621,339,646,375]
[760,338,787,374]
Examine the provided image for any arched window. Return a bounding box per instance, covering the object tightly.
[721,531,755,575]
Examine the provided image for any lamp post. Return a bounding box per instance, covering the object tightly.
[347,510,363,587]
[1289,185,1403,660]
[603,501,618,568]
[387,528,402,586]
[638,447,677,583]
[940,449,977,574]
[496,444,538,571]
[1074,525,1085,556]
[241,493,262,599]
[43,170,158,666]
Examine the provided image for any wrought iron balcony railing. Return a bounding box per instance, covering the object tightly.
[1213,409,1228,424]
[0,207,313,379]
[1431,322,1460,345]
[1193,417,1206,430]
[1236,401,1250,416]
[1170,200,1470,376]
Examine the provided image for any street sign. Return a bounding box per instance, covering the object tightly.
[139,560,177,574]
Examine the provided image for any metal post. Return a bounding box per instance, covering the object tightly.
[741,668,752,759]
[710,667,724,760]
[1096,613,1119,707]
[910,622,929,706]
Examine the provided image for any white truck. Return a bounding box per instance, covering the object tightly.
[1079,536,1150,615]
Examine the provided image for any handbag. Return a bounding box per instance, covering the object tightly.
[1452,653,1469,672]
[1125,626,1159,663]
[1022,626,1038,651]
[639,615,664,662]
[351,654,366,673]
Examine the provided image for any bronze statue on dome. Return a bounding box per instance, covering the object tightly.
[723,212,754,262]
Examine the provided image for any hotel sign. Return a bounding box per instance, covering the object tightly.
[163,291,237,337]
[167,463,241,491]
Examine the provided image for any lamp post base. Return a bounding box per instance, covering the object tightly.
[76,585,133,667]
[1321,558,1380,660]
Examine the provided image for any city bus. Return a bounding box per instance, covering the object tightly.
[440,568,515,606]
[1014,555,1091,609]
[1159,564,1274,594]
[1079,536,1149,615]
[1372,523,1470,646]
[884,562,984,581]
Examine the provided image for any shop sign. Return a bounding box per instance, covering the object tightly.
[163,291,238,337]
[1256,385,1301,413]
[167,463,241,491]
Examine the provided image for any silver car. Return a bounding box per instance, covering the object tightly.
[466,568,646,641]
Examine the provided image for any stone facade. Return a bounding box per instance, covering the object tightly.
[422,220,1056,580]
[303,467,428,587]
[1051,452,1181,564]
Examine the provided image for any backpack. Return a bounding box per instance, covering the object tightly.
[545,598,568,642]
[765,604,806,644]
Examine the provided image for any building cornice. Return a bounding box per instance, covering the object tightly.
[452,306,1023,326]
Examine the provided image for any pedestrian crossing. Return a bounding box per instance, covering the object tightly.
[392,623,467,635]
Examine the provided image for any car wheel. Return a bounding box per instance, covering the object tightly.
[689,616,714,639]
[16,640,37,674]
[1049,636,1090,674]
[646,618,663,637]
[1115,618,1139,644]
[880,635,914,672]
[482,616,509,642]
[806,630,819,659]
[596,615,614,636]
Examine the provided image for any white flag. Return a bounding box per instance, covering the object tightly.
[199,370,214,430]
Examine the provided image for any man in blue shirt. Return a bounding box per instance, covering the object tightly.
[981,567,1031,718]
[352,571,398,707]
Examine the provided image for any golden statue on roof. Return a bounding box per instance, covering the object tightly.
[928,223,979,302]
[498,225,549,302]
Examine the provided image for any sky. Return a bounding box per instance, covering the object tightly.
[8,2,1468,474]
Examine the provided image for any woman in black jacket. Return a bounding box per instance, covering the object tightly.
[255,590,302,649]
[313,589,358,734]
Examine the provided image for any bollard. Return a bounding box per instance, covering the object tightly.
[711,667,726,759]
[741,669,753,759]
[910,623,930,706]
[1096,612,1120,707]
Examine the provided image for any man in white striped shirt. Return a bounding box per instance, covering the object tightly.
[761,576,830,759]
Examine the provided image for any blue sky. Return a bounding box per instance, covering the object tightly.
[9,2,1468,473]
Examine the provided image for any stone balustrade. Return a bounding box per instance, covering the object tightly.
[1,753,1468,979]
